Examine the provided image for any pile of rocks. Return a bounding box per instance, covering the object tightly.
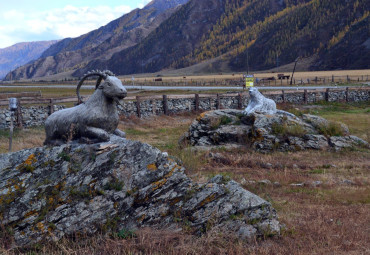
[180,109,368,152]
[0,136,280,247]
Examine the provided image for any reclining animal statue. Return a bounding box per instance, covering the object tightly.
[44,70,127,145]
[243,87,276,115]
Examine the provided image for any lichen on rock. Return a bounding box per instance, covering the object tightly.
[0,135,280,247]
[180,109,369,152]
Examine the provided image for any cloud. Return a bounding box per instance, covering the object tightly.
[138,0,152,9]
[0,4,132,48]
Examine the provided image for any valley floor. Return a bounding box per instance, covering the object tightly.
[0,101,369,254]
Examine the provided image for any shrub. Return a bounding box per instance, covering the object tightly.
[271,123,306,137]
[317,121,344,136]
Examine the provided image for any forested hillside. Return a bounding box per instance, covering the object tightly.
[5,0,369,80]
[177,0,369,71]
[76,0,369,77]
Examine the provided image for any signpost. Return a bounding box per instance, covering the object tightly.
[8,98,17,152]
[244,74,254,89]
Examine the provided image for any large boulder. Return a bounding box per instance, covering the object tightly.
[180,110,368,152]
[0,136,280,247]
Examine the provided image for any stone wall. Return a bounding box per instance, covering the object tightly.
[0,105,65,129]
[0,88,369,129]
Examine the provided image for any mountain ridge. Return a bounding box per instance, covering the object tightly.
[0,41,57,79]
[4,0,189,80]
[5,0,370,80]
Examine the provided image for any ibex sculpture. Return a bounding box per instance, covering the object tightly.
[44,70,127,145]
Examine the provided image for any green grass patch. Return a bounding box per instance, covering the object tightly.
[316,121,344,136]
[271,123,307,137]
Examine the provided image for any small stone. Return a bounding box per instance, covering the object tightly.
[273,182,281,186]
[258,179,271,185]
[261,163,273,169]
[292,164,299,169]
[311,181,322,187]
[342,179,355,185]
[290,183,304,187]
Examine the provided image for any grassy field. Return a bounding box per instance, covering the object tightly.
[119,69,370,82]
[0,101,369,254]
[0,86,94,99]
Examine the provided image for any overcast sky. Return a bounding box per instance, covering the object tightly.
[0,0,151,49]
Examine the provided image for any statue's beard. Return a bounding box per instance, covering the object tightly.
[113,97,124,106]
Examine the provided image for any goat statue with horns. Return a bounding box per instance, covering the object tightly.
[44,70,127,145]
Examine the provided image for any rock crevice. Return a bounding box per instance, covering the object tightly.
[0,136,280,247]
[180,109,368,152]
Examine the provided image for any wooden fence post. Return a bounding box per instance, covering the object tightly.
[195,94,199,111]
[48,99,54,115]
[237,93,243,109]
[163,95,168,115]
[325,88,330,102]
[136,96,141,118]
[304,89,308,104]
[332,75,334,82]
[216,94,221,109]
[345,87,349,102]
[16,100,23,129]
[282,90,286,103]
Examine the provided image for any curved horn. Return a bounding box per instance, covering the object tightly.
[76,71,107,104]
[94,70,115,90]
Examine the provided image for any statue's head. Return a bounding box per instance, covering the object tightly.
[248,87,260,98]
[76,70,127,104]
[100,76,127,100]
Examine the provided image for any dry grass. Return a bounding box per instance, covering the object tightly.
[0,86,93,99]
[0,127,45,154]
[0,103,369,254]
[118,69,370,82]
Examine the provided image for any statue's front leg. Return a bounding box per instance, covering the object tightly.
[84,126,110,142]
[114,129,126,138]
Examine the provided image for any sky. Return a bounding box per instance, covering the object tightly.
[0,0,152,49]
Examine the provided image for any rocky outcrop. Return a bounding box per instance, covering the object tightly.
[180,109,368,152]
[0,136,280,247]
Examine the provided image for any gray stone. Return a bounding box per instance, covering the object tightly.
[258,180,272,185]
[290,183,305,187]
[311,181,323,187]
[181,109,367,153]
[0,136,280,248]
[341,179,355,185]
[260,163,273,169]
[329,136,369,151]
[302,114,349,136]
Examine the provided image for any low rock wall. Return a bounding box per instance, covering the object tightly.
[0,88,369,129]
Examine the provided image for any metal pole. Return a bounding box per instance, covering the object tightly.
[9,112,13,152]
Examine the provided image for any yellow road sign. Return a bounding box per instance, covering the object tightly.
[245,75,254,87]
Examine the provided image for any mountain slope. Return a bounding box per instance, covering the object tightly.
[5,0,189,80]
[78,0,369,76]
[5,0,369,80]
[0,41,57,79]
[76,0,225,76]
